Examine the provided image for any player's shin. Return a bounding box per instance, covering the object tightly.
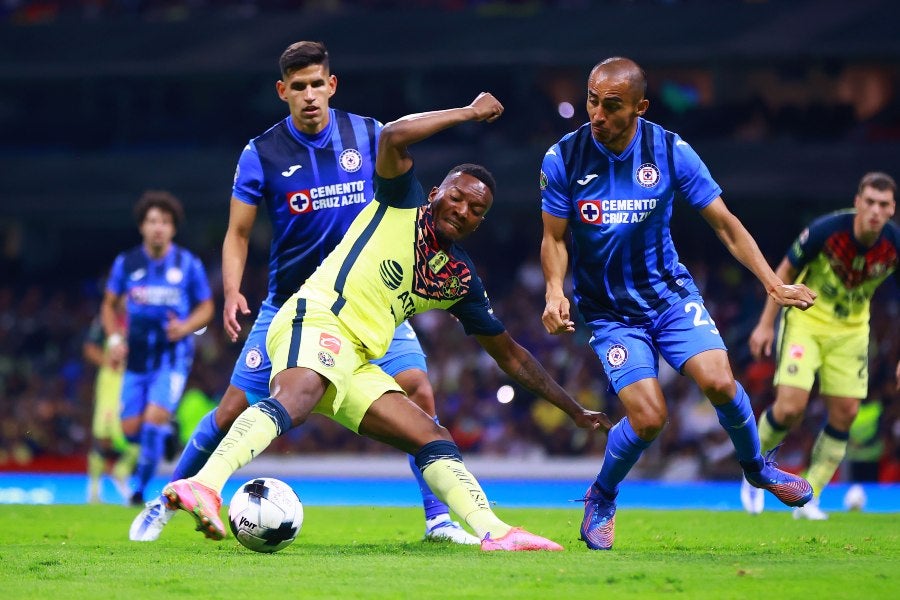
[756,407,790,454]
[805,425,849,497]
[170,409,222,480]
[416,440,510,540]
[192,399,287,492]
[713,383,763,468]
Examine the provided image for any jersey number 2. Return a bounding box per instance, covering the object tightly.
[685,301,719,334]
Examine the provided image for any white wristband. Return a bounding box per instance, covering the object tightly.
[108,333,124,347]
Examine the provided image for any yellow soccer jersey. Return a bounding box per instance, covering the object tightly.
[299,167,504,358]
[786,210,899,327]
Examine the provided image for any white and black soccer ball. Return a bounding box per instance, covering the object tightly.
[228,477,303,553]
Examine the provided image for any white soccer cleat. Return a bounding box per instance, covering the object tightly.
[740,475,765,514]
[792,498,828,521]
[424,519,481,545]
[129,496,177,541]
[843,484,867,511]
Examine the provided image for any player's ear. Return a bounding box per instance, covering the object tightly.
[637,98,649,116]
[428,187,440,202]
[276,80,288,102]
[328,74,337,97]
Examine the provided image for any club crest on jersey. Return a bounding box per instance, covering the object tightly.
[577,200,602,224]
[606,344,628,368]
[317,351,335,368]
[287,190,313,214]
[539,170,548,191]
[789,344,805,359]
[319,333,341,354]
[380,260,404,290]
[244,347,263,370]
[636,163,660,188]
[339,149,363,173]
[442,276,462,299]
[165,267,184,284]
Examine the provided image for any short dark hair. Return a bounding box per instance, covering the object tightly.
[279,41,329,78]
[133,190,184,228]
[858,171,896,196]
[446,163,496,197]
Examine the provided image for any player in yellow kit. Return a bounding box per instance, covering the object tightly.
[742,172,899,519]
[83,316,137,503]
[164,92,611,551]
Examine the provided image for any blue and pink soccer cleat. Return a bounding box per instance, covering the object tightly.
[580,482,616,550]
[743,448,813,507]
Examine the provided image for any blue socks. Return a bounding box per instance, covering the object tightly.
[130,422,170,497]
[410,417,452,521]
[595,418,651,499]
[170,409,223,481]
[714,382,764,472]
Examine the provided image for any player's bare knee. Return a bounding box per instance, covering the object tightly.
[699,376,736,404]
[216,386,251,427]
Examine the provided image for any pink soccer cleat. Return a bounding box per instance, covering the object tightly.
[480,527,564,552]
[163,479,226,541]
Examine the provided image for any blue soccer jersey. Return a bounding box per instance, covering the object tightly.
[233,109,381,307]
[541,118,721,325]
[106,244,212,373]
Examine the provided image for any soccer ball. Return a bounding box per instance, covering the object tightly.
[842,483,867,511]
[228,477,304,553]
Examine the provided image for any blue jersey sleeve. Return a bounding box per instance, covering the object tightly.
[106,253,127,296]
[447,274,506,336]
[539,145,571,219]
[186,254,213,305]
[374,167,427,209]
[672,133,721,210]
[232,141,265,206]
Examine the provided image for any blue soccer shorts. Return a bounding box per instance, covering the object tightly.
[588,293,727,393]
[120,365,190,419]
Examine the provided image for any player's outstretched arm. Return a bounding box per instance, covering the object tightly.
[376,92,503,180]
[475,331,612,432]
[700,197,816,310]
[541,212,575,335]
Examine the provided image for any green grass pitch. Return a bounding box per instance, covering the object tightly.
[2,504,897,599]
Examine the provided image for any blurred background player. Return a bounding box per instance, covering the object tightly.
[539,56,817,550]
[130,41,475,544]
[82,313,136,503]
[163,91,611,551]
[102,190,214,509]
[744,171,899,519]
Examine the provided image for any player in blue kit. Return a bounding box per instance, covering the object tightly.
[539,57,817,550]
[130,41,476,544]
[102,190,214,507]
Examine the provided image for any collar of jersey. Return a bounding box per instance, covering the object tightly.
[591,117,642,161]
[285,110,335,148]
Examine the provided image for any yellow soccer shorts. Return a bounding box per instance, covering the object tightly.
[267,296,402,432]
[774,310,869,398]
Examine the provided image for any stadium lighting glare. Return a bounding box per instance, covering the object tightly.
[496,385,515,404]
[557,102,575,119]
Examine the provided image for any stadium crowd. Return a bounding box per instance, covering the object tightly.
[1,239,898,483]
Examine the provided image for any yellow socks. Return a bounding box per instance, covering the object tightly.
[806,428,848,497]
[193,407,279,492]
[757,409,789,454]
[422,458,510,539]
